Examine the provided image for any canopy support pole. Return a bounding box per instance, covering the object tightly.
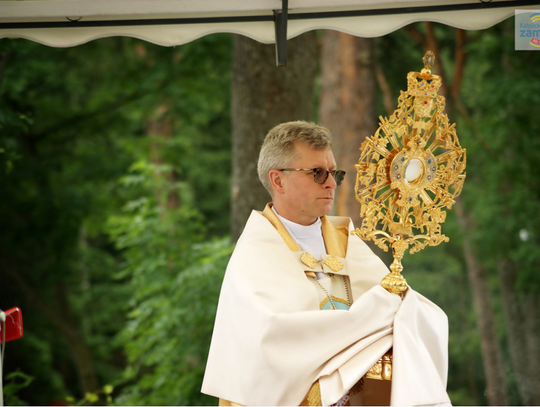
[273,0,288,67]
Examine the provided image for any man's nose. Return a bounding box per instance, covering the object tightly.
[324,172,338,188]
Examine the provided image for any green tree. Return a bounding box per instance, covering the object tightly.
[0,33,233,404]
[1,37,137,403]
[459,19,540,405]
[107,160,233,405]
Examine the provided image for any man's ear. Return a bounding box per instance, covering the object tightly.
[269,170,285,194]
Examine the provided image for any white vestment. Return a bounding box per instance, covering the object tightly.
[202,208,451,406]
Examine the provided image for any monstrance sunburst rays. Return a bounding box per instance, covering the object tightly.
[353,51,466,295]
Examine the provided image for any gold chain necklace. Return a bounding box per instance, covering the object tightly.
[310,274,351,310]
[301,252,351,310]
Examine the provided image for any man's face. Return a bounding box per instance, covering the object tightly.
[271,143,337,225]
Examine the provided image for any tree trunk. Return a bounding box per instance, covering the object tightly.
[318,31,377,228]
[498,259,540,405]
[0,47,12,87]
[231,33,318,240]
[147,103,179,209]
[456,202,509,406]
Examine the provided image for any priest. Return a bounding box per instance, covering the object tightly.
[202,121,451,406]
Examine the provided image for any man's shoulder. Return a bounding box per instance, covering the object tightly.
[235,209,282,246]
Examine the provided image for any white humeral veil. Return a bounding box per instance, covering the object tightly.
[202,208,451,406]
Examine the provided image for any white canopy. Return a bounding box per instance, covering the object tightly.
[0,0,539,50]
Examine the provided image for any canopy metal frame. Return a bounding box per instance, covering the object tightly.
[1,0,540,65]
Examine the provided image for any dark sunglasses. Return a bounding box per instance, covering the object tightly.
[279,167,346,186]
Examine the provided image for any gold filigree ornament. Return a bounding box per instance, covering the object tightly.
[353,51,466,295]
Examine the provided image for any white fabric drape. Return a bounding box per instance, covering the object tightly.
[202,210,450,406]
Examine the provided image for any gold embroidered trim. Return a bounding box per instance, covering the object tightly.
[319,295,349,310]
[304,271,317,279]
[302,252,345,274]
[306,381,321,406]
[323,256,344,272]
[301,252,319,269]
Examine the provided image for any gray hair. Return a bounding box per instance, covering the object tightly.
[257,121,333,195]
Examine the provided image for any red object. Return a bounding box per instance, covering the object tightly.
[1,307,23,343]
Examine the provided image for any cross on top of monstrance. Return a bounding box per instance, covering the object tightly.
[353,51,466,295]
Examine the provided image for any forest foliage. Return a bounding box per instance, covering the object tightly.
[1,17,539,406]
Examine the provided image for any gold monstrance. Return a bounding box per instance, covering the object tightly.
[354,51,466,295]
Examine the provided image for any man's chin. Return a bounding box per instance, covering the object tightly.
[319,202,334,216]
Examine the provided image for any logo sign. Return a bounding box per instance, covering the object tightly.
[516,10,540,50]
